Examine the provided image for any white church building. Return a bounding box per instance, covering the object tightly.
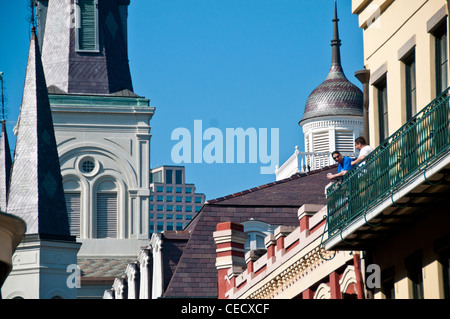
[2,0,156,299]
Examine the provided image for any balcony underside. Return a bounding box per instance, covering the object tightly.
[325,154,450,251]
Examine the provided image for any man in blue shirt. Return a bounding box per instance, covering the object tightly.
[327,151,353,180]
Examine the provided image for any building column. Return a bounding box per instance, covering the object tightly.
[265,234,276,261]
[274,226,296,257]
[113,278,127,299]
[353,252,365,299]
[150,233,164,299]
[302,288,315,299]
[126,262,140,299]
[138,248,152,299]
[329,271,342,299]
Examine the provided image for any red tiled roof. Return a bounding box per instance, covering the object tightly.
[163,166,336,297]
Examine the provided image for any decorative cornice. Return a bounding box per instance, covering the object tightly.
[246,245,334,299]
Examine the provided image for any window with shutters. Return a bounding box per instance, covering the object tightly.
[403,52,417,120]
[335,130,354,152]
[97,193,117,238]
[312,131,330,168]
[433,23,448,96]
[65,193,81,238]
[312,131,329,152]
[64,179,82,238]
[96,180,118,239]
[376,76,389,143]
[76,0,99,52]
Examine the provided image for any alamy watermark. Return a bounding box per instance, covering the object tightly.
[171,120,279,174]
[66,264,81,289]
[366,263,381,289]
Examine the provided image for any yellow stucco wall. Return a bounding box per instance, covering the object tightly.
[370,200,449,299]
[353,0,449,147]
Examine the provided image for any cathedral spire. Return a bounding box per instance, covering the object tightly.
[0,72,12,213]
[331,0,342,67]
[0,120,11,213]
[6,27,72,239]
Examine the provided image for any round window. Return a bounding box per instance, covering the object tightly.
[81,160,96,173]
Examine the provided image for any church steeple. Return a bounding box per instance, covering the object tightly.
[0,120,12,213]
[38,0,133,95]
[6,26,72,239]
[0,72,12,213]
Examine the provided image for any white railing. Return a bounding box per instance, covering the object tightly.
[275,146,357,181]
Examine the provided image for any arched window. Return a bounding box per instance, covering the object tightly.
[242,219,277,253]
[64,179,81,238]
[96,180,117,238]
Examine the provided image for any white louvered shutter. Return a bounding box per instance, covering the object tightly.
[97,193,117,238]
[78,0,98,51]
[312,131,330,168]
[65,193,81,237]
[335,130,354,152]
[312,131,329,152]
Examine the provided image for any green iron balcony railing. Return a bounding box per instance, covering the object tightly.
[326,87,450,241]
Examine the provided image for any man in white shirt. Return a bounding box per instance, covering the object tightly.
[351,136,373,167]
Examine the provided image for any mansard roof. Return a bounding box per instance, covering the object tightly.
[163,165,335,297]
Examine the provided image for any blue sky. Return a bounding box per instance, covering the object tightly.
[0,0,364,201]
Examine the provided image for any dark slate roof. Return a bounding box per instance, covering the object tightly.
[6,30,72,239]
[0,121,11,212]
[161,231,190,291]
[300,1,363,124]
[163,166,335,298]
[78,257,137,279]
[41,0,133,95]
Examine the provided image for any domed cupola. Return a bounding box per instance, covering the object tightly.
[300,1,363,125]
[299,0,364,157]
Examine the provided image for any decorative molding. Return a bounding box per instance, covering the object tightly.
[247,245,334,299]
[314,283,331,299]
[302,119,364,132]
[339,265,357,294]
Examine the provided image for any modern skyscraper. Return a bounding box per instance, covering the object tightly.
[149,166,205,234]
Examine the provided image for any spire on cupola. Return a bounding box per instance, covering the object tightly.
[331,0,342,67]
[0,72,12,212]
[6,13,72,239]
[299,0,363,125]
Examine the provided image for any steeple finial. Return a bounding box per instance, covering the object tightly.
[331,0,342,66]
[28,0,37,33]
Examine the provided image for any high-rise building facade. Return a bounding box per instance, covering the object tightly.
[149,166,205,233]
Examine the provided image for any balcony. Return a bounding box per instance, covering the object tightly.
[275,147,357,181]
[325,88,450,250]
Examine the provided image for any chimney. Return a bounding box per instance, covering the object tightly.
[213,222,247,299]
